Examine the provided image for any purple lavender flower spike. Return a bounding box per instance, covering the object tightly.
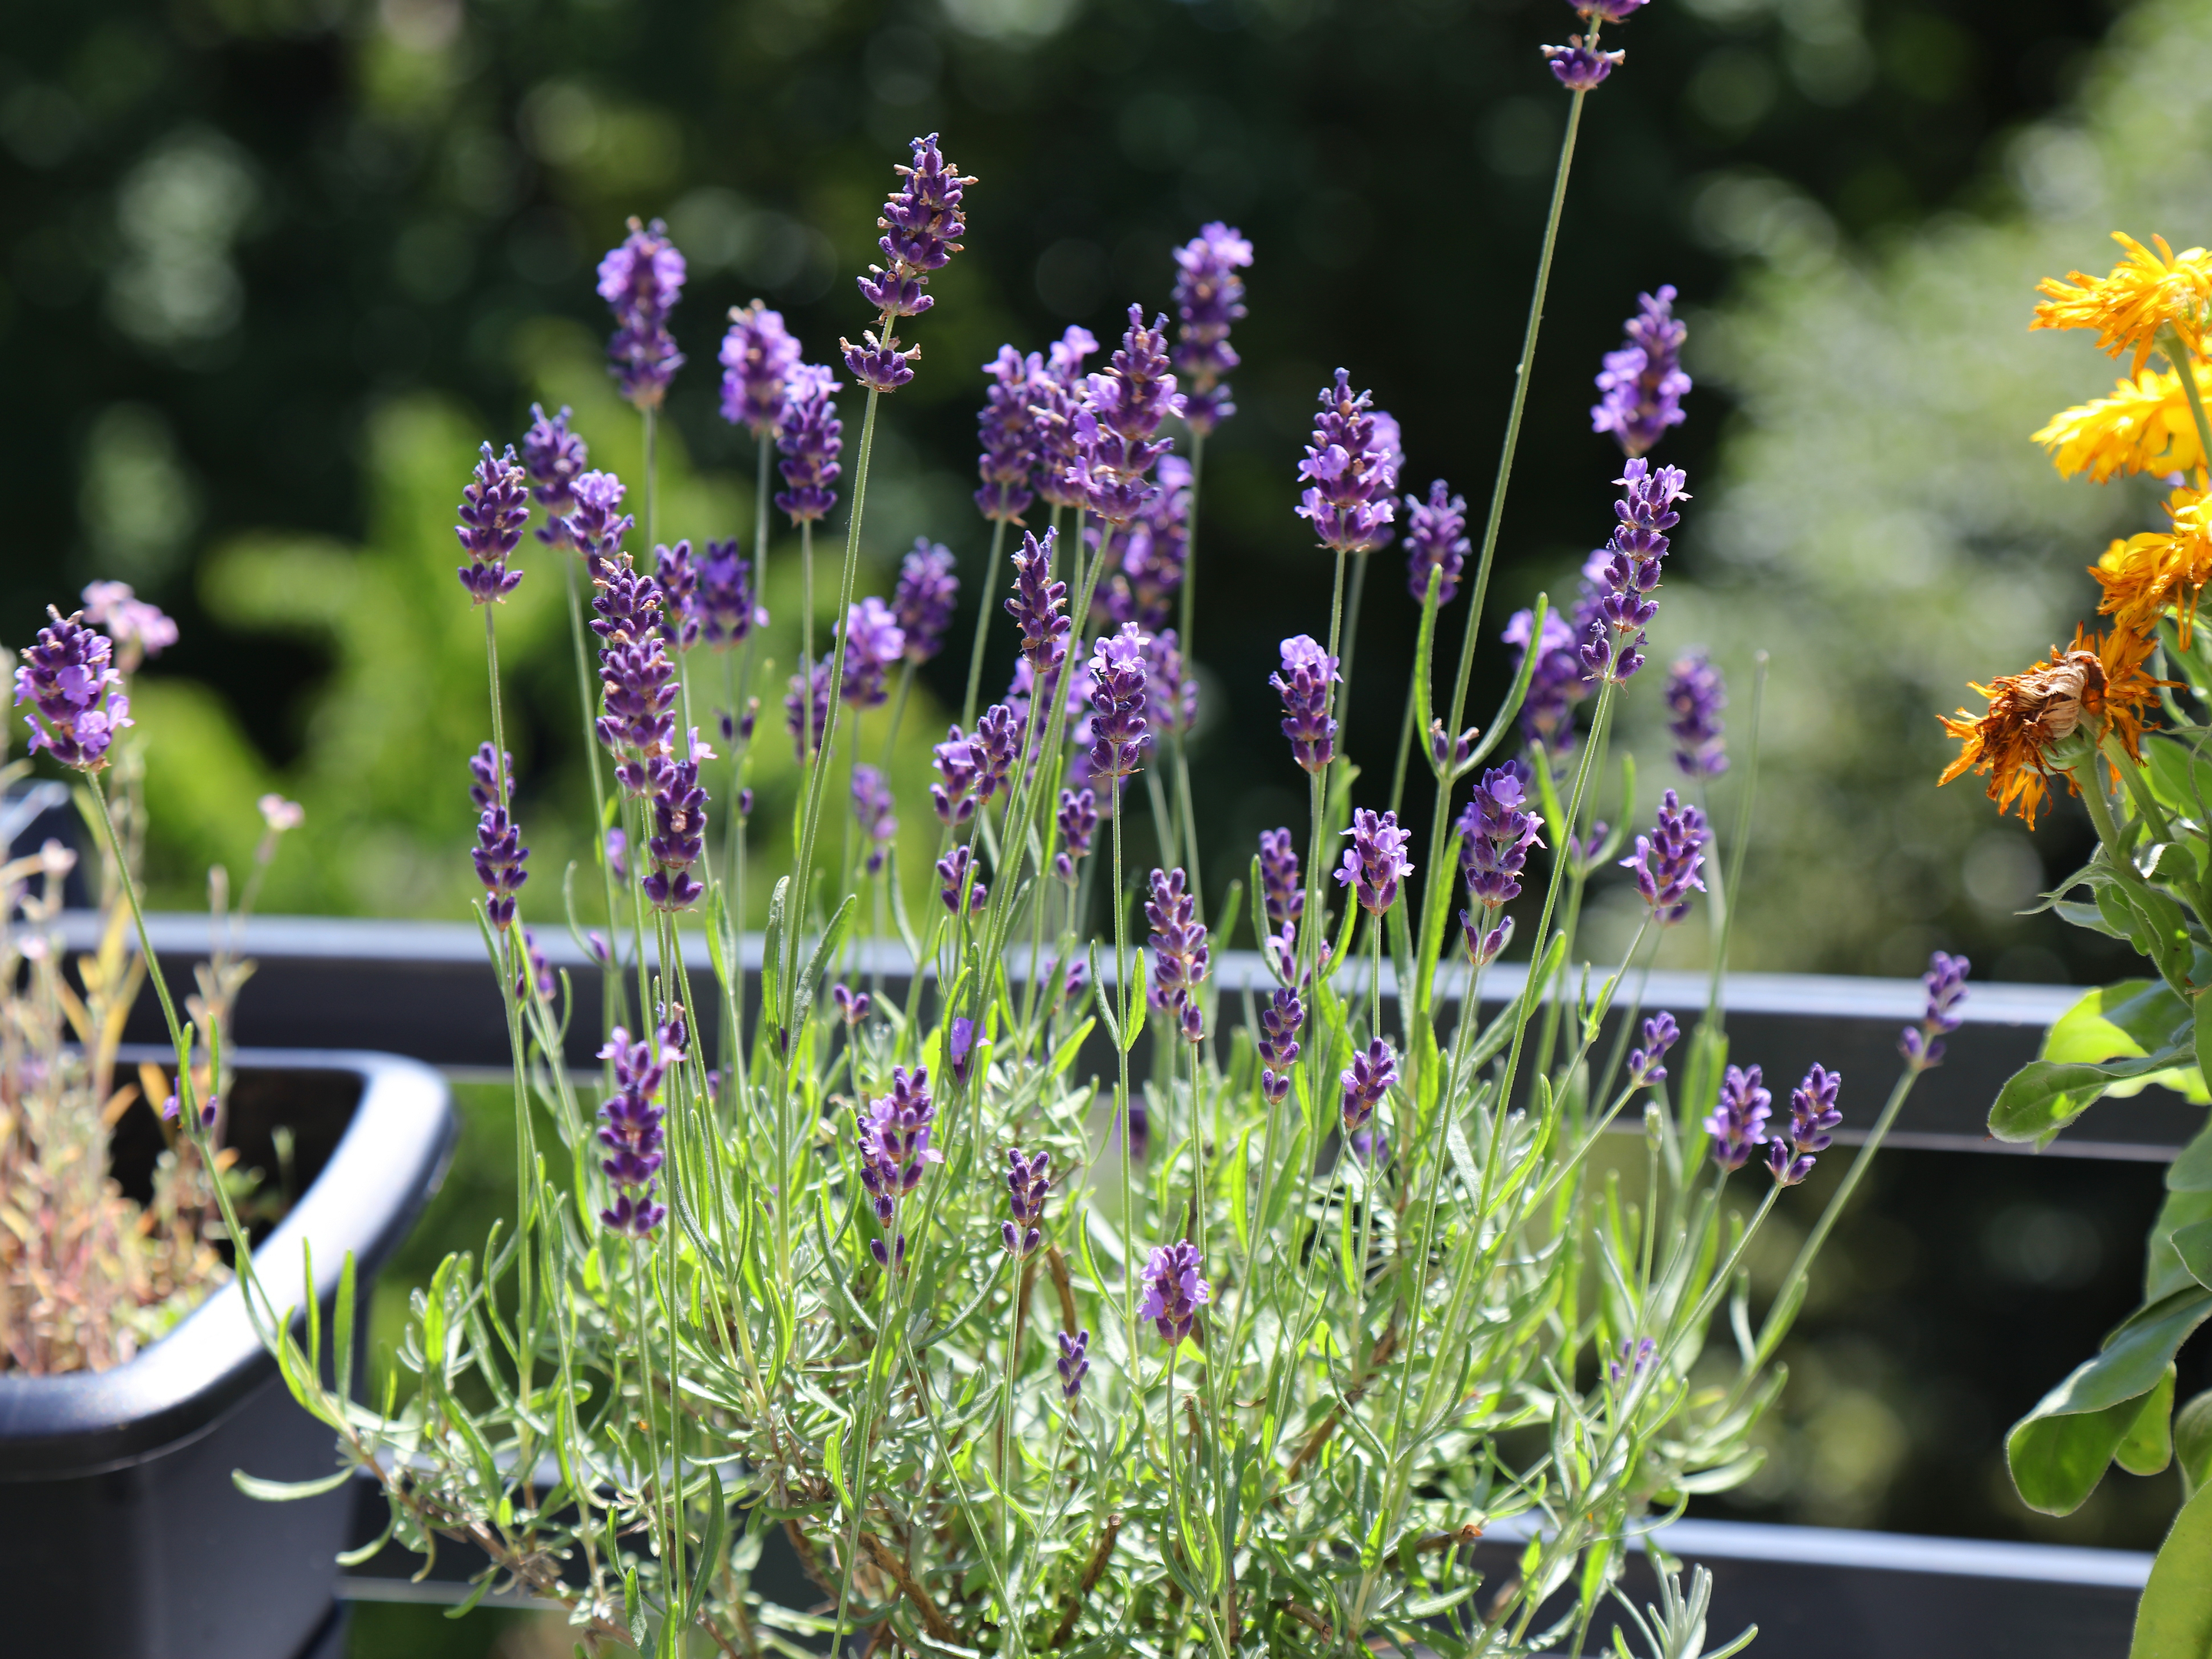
[1144,628,1197,737]
[833,982,873,1025]
[592,561,680,793]
[17,608,137,773]
[1768,1062,1843,1187]
[1138,1240,1211,1347]
[522,405,588,546]
[1666,651,1727,778]
[1542,37,1624,89]
[937,845,987,914]
[697,540,766,648]
[856,1065,939,1266]
[1086,625,1151,783]
[515,927,555,1005]
[456,442,530,605]
[1171,222,1253,438]
[1055,786,1097,882]
[1101,454,1192,633]
[1006,528,1071,674]
[785,659,832,763]
[977,345,1044,523]
[1259,986,1303,1105]
[1505,605,1589,754]
[1259,828,1304,931]
[1296,371,1399,555]
[1273,635,1339,774]
[1594,286,1690,458]
[604,826,628,882]
[1704,1064,1772,1172]
[469,748,529,927]
[719,300,801,436]
[774,363,844,527]
[81,582,179,671]
[975,703,1020,800]
[1029,327,1098,513]
[563,470,634,579]
[598,1025,670,1236]
[598,216,687,411]
[1459,910,1513,967]
[1145,866,1211,1042]
[1336,807,1415,917]
[1628,1011,1679,1084]
[1579,459,1690,686]
[843,134,975,392]
[853,763,897,875]
[1404,480,1471,606]
[948,1018,976,1086]
[1610,1336,1657,1382]
[1341,1038,1396,1136]
[654,540,700,651]
[1455,766,1545,908]
[893,539,959,664]
[1057,1329,1091,1400]
[839,597,906,708]
[1621,788,1708,924]
[642,753,709,911]
[1071,306,1184,528]
[1002,1147,1051,1257]
[931,724,981,826]
[1900,952,1972,1069]
[1429,720,1478,773]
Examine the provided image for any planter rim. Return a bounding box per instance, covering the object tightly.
[0,1048,455,1478]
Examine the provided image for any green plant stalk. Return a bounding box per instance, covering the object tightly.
[1335,549,1373,740]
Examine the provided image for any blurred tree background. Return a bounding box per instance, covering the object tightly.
[0,0,2144,985]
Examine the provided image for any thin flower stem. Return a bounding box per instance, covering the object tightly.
[1335,550,1372,740]
[1112,793,1140,1383]
[2163,326,2212,474]
[1700,651,1767,1027]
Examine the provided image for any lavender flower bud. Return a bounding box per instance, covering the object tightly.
[1144,627,1197,737]
[1704,1065,1771,1172]
[1610,1336,1657,1382]
[1259,987,1303,1105]
[1578,459,1690,686]
[1665,651,1727,778]
[977,345,1044,523]
[1070,308,1184,528]
[1137,1240,1211,1347]
[1628,1011,1678,1084]
[522,404,588,545]
[80,581,178,670]
[774,363,844,527]
[1336,807,1415,917]
[1057,1329,1091,1400]
[1593,286,1690,458]
[1259,827,1304,929]
[13,609,132,772]
[1429,720,1477,772]
[456,442,529,605]
[937,845,987,914]
[1768,1062,1842,1186]
[1455,764,1545,908]
[1002,1147,1051,1257]
[856,1066,939,1265]
[893,539,959,664]
[1621,788,1708,923]
[1100,454,1191,634]
[785,660,832,763]
[853,763,897,875]
[718,300,801,436]
[833,982,872,1025]
[1296,370,1399,555]
[598,1025,670,1237]
[1086,624,1152,783]
[1171,221,1252,436]
[1459,910,1512,967]
[1900,952,1972,1069]
[563,469,634,577]
[1340,1038,1396,1135]
[1403,479,1471,604]
[598,217,687,411]
[1505,604,1589,753]
[932,724,981,826]
[1145,866,1210,1041]
[1006,527,1070,674]
[839,597,906,708]
[1028,327,1098,512]
[697,540,766,648]
[1273,635,1339,774]
[1541,37,1624,88]
[642,753,709,911]
[654,540,700,651]
[975,703,1020,800]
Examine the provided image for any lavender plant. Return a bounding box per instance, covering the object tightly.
[45,29,1969,1654]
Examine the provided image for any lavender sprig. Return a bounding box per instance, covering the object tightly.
[14,609,132,771]
[1665,651,1728,778]
[1273,635,1339,774]
[1767,1064,1842,1187]
[1145,866,1210,1043]
[719,300,801,437]
[697,541,765,648]
[1171,222,1253,437]
[1340,1038,1396,1136]
[598,217,686,411]
[598,1024,671,1236]
[1002,1147,1051,1258]
[893,539,959,664]
[1403,479,1471,604]
[456,443,529,606]
[1336,808,1414,916]
[522,404,588,545]
[853,764,897,876]
[843,134,975,392]
[1072,306,1184,528]
[1030,328,1098,513]
[977,346,1044,525]
[1704,1064,1771,1172]
[1296,370,1399,555]
[774,364,844,527]
[1621,788,1708,925]
[1592,286,1690,457]
[1900,952,1972,1070]
[1137,1240,1210,1347]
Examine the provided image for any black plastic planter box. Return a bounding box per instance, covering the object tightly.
[0,1049,455,1659]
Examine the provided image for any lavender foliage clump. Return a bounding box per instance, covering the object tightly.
[1171,221,1253,437]
[598,217,686,410]
[1592,286,1690,458]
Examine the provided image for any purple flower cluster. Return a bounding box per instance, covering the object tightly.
[1456,762,1544,903]
[598,217,686,411]
[1100,454,1191,633]
[853,764,897,876]
[1171,221,1253,437]
[1541,36,1625,89]
[774,364,844,527]
[1146,866,1210,1044]
[643,753,708,911]
[833,982,871,1025]
[1005,528,1070,676]
[591,561,679,793]
[1404,479,1471,605]
[855,1067,940,1267]
[1900,951,1972,1069]
[1144,627,1197,737]
[785,658,831,763]
[1593,286,1690,458]
[598,1022,673,1237]
[1057,1330,1090,1401]
[469,743,528,927]
[1258,987,1303,1105]
[1340,1038,1396,1136]
[1704,1064,1772,1172]
[1260,827,1303,931]
[1073,307,1184,528]
[1768,1064,1842,1187]
[1621,788,1708,924]
[563,470,635,579]
[937,844,987,914]
[697,540,765,647]
[845,134,975,392]
[455,442,529,606]
[893,539,959,664]
[1666,651,1727,778]
[1054,787,1098,882]
[1029,328,1098,513]
[977,344,1043,524]
[1337,808,1414,917]
[522,404,588,545]
[1138,1240,1210,1348]
[1273,635,1339,775]
[79,582,178,677]
[655,540,700,651]
[1002,1147,1051,1257]
[14,608,133,771]
[1505,604,1591,755]
[1628,1012,1678,1084]
[1578,459,1690,685]
[839,597,906,708]
[1085,625,1151,783]
[719,300,801,437]
[1296,371,1399,555]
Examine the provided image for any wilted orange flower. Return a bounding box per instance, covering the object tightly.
[2032,233,2212,373]
[1939,625,2163,827]
[2033,365,2212,483]
[2092,485,2212,643]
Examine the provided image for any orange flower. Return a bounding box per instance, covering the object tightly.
[2032,365,2212,483]
[2032,233,2212,373]
[2092,485,2212,643]
[1939,625,2163,827]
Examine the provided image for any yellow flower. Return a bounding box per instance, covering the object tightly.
[2033,364,2212,483]
[2093,485,2212,643]
[1939,625,2163,828]
[2032,233,2212,373]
